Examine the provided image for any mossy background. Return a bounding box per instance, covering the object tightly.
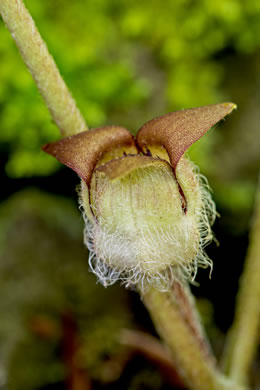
[0,0,259,389]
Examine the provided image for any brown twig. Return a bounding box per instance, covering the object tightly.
[120,328,186,388]
[61,311,91,390]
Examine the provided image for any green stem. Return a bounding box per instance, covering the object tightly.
[0,0,87,137]
[142,284,246,390]
[222,175,260,385]
[170,281,215,363]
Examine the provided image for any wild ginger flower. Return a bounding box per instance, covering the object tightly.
[43,103,236,291]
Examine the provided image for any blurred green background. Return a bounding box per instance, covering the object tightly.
[0,0,259,389]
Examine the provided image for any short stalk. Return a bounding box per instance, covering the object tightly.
[222,176,260,385]
[0,0,87,137]
[142,284,246,390]
[170,281,215,364]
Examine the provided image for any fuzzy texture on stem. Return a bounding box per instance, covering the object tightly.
[0,0,87,137]
[222,175,260,385]
[170,282,215,363]
[142,284,246,390]
[0,3,248,388]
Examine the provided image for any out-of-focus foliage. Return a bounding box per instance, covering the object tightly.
[0,189,134,389]
[128,368,163,390]
[1,0,260,180]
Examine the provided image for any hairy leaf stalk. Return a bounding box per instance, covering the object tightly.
[142,285,246,390]
[0,0,87,137]
[0,2,248,388]
[222,176,260,385]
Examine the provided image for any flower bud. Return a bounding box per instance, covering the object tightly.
[83,154,215,290]
[43,103,236,291]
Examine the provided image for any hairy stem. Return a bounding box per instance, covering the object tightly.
[222,176,260,385]
[142,284,246,390]
[0,0,87,137]
[171,281,215,364]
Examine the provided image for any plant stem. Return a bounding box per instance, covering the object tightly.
[222,176,260,385]
[0,0,87,137]
[142,284,246,390]
[171,281,215,363]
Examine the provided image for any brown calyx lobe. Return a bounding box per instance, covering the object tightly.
[43,103,236,215]
[136,103,236,170]
[42,125,138,187]
[135,103,236,212]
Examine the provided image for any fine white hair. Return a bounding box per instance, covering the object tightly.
[80,160,216,292]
